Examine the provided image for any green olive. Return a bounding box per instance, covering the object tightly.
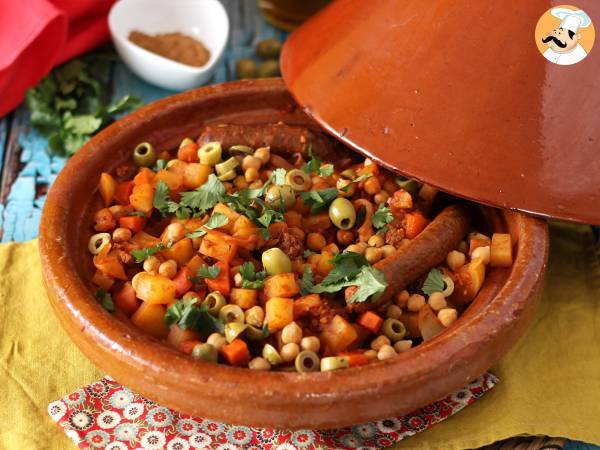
[179,137,195,148]
[219,304,245,324]
[285,169,312,191]
[198,142,222,166]
[256,38,282,59]
[257,60,280,78]
[262,247,292,275]
[295,350,320,373]
[235,58,258,79]
[340,169,356,180]
[133,142,156,167]
[217,169,237,181]
[191,343,218,362]
[441,275,455,297]
[320,356,349,372]
[265,185,295,210]
[262,343,283,365]
[244,325,266,341]
[329,197,356,230]
[228,145,254,156]
[203,292,226,316]
[382,318,407,342]
[396,178,420,196]
[215,157,239,176]
[88,233,111,255]
[224,322,248,343]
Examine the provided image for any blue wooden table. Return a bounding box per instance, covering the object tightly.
[0,2,595,449]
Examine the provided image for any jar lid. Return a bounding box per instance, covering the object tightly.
[281,0,600,224]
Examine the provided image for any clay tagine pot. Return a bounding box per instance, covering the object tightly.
[39,79,548,429]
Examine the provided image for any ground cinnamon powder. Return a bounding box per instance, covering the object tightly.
[128,31,211,67]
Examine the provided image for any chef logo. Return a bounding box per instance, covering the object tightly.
[535,5,595,65]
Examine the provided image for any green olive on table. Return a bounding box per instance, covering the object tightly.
[256,38,282,59]
[203,292,226,316]
[285,169,312,191]
[382,318,407,342]
[191,343,218,362]
[262,247,292,275]
[133,142,156,167]
[257,60,280,78]
[329,197,356,230]
[265,185,295,209]
[219,304,245,324]
[295,350,320,373]
[235,58,258,79]
[198,142,222,166]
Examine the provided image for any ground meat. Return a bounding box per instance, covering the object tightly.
[277,232,304,259]
[385,225,405,247]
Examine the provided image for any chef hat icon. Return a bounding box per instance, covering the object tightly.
[551,8,592,33]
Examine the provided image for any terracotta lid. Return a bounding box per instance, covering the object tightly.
[281,0,600,225]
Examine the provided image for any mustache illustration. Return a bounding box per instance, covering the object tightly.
[542,35,567,48]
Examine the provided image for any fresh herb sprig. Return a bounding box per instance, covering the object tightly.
[372,203,393,230]
[238,262,267,289]
[186,213,229,238]
[95,288,115,313]
[422,268,445,295]
[299,188,339,214]
[164,298,224,337]
[130,241,172,263]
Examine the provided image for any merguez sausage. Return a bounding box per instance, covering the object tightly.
[346,204,472,313]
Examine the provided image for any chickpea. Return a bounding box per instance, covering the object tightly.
[381,244,396,258]
[336,230,355,246]
[248,357,271,371]
[370,335,391,351]
[281,322,303,344]
[386,304,403,320]
[242,155,262,171]
[363,177,381,195]
[322,243,339,254]
[374,191,389,204]
[158,260,177,278]
[346,242,368,255]
[446,250,466,271]
[365,247,383,264]
[245,167,259,182]
[394,340,413,353]
[306,233,326,251]
[164,222,186,243]
[438,308,458,327]
[367,234,385,248]
[143,256,160,274]
[254,147,270,164]
[245,306,265,327]
[395,289,410,308]
[364,349,378,360]
[112,227,132,243]
[94,208,116,232]
[280,343,300,362]
[300,336,320,353]
[428,292,447,311]
[471,246,491,264]
[407,294,426,312]
[206,333,227,350]
[377,344,397,360]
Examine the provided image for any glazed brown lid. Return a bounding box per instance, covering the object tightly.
[281,0,600,225]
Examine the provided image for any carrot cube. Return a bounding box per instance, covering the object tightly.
[265,297,294,332]
[357,311,384,334]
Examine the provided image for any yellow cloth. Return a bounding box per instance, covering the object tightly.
[0,223,598,450]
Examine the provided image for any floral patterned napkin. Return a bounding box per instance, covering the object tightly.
[48,373,497,449]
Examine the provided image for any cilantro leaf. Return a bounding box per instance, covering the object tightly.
[317,252,369,286]
[154,159,167,172]
[130,242,167,263]
[300,266,314,296]
[318,164,334,177]
[195,264,221,280]
[272,168,287,185]
[422,268,445,295]
[299,188,339,214]
[257,208,284,229]
[64,114,102,135]
[164,298,224,337]
[153,180,171,215]
[95,288,115,313]
[372,203,393,230]
[186,213,229,238]
[179,174,226,214]
[239,262,267,289]
[301,145,320,174]
[346,266,388,303]
[340,173,373,193]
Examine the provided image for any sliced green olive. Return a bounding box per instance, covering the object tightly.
[295,350,320,373]
[179,137,195,148]
[235,58,258,79]
[285,169,312,191]
[244,325,266,341]
[320,356,349,372]
[215,157,239,176]
[265,185,295,210]
[262,247,292,275]
[228,145,254,156]
[382,318,407,342]
[329,197,356,230]
[340,169,356,180]
[224,322,248,343]
[219,304,245,324]
[441,275,455,297]
[88,233,111,255]
[396,178,420,196]
[198,142,222,166]
[191,343,218,362]
[217,169,237,181]
[133,142,156,167]
[262,343,283,365]
[257,60,280,78]
[203,292,226,316]
[256,38,282,59]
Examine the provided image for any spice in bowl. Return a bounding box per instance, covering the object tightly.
[128,31,211,67]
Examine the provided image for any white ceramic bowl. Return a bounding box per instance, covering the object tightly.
[108,0,229,91]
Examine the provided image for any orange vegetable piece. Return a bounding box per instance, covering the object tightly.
[173,267,193,297]
[91,270,114,290]
[232,216,259,242]
[183,163,211,189]
[316,251,334,277]
[302,213,332,233]
[230,288,258,309]
[153,169,183,192]
[133,168,155,186]
[129,183,154,215]
[451,258,486,305]
[356,311,384,334]
[212,203,240,233]
[161,237,194,266]
[265,297,294,332]
[131,302,169,338]
[93,249,126,280]
[338,352,370,367]
[178,142,199,162]
[263,273,300,300]
[293,294,322,319]
[113,282,139,316]
[131,231,161,248]
[205,261,231,296]
[119,215,147,233]
[134,272,177,304]
[114,181,134,205]
[417,305,445,340]
[179,339,202,355]
[404,212,428,239]
[490,233,513,268]
[469,238,490,255]
[99,172,117,206]
[167,159,187,176]
[186,254,206,276]
[220,339,251,366]
[199,232,238,263]
[168,325,201,349]
[320,315,358,354]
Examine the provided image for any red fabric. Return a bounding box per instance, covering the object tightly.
[0,0,115,117]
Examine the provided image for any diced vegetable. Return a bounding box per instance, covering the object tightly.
[205,261,231,296]
[199,232,238,263]
[133,168,155,186]
[119,215,146,233]
[212,203,240,233]
[338,351,370,367]
[230,288,258,309]
[131,231,161,248]
[93,249,126,280]
[220,338,251,366]
[167,325,200,348]
[265,297,294,332]
[114,181,134,205]
[469,238,490,256]
[173,267,193,297]
[91,270,114,290]
[320,315,358,354]
[263,273,300,300]
[131,302,169,338]
[417,305,445,340]
[153,169,183,192]
[130,183,154,215]
[356,311,384,334]
[134,272,177,304]
[451,257,486,305]
[293,294,322,318]
[99,172,117,206]
[404,212,427,239]
[113,282,139,316]
[183,163,211,189]
[490,233,513,268]
[161,237,194,266]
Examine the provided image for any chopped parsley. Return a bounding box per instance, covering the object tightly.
[299,188,339,214]
[238,262,267,289]
[186,213,229,238]
[422,268,445,295]
[318,164,334,177]
[340,173,373,193]
[179,174,227,214]
[372,203,393,230]
[257,208,284,229]
[164,298,224,337]
[301,146,334,177]
[299,266,314,296]
[131,241,171,263]
[272,168,287,185]
[194,264,221,280]
[154,159,167,172]
[95,288,115,313]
